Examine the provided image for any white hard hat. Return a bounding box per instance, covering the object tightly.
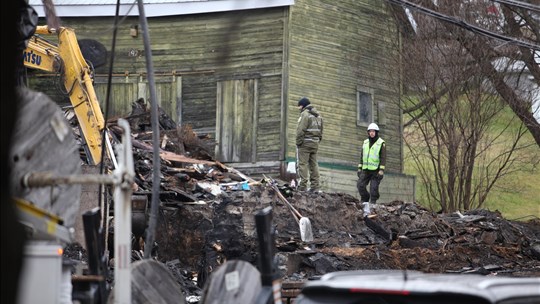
[367,123,379,131]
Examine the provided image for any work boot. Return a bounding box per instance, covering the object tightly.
[367,201,379,218]
[362,202,370,215]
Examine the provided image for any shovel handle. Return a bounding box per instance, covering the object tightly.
[272,184,303,219]
[263,175,304,219]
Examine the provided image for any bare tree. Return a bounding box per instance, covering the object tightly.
[397,0,540,146]
[388,0,540,212]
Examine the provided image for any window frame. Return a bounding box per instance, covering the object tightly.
[356,86,374,127]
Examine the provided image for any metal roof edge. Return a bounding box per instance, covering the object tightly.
[29,0,294,18]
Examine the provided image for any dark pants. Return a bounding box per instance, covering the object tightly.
[357,170,383,203]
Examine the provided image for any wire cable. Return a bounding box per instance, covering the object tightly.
[98,0,122,250]
[386,0,540,50]
[491,0,540,13]
[137,0,162,260]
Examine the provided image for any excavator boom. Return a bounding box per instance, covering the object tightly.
[23,25,106,165]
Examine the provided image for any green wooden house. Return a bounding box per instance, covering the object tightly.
[28,0,415,202]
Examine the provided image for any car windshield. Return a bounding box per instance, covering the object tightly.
[297,290,493,304]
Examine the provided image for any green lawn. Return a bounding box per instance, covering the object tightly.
[403,108,540,221]
[484,164,540,220]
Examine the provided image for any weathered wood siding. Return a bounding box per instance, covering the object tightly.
[320,168,415,203]
[287,0,402,173]
[31,7,287,163]
[91,74,181,121]
[216,78,258,162]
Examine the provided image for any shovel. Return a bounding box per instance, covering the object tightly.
[264,175,313,242]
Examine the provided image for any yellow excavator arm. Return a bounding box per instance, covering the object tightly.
[23,25,106,165]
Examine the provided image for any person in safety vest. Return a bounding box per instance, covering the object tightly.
[296,97,323,192]
[357,123,386,215]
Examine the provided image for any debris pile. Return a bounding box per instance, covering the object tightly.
[67,103,540,302]
[154,189,540,289]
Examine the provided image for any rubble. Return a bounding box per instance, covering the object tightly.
[135,189,539,300]
[66,103,540,302]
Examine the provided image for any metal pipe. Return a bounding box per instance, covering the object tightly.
[113,119,134,304]
[22,172,116,188]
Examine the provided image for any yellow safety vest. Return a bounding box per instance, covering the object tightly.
[362,138,384,170]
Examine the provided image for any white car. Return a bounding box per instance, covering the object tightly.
[296,270,540,304]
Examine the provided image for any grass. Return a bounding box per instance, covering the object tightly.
[485,164,540,221]
[403,107,540,221]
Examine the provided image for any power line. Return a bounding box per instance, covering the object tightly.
[386,0,540,51]
[491,0,540,13]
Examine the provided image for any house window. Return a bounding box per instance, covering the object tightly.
[357,89,373,127]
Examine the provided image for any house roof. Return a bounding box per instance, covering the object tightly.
[28,0,294,17]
